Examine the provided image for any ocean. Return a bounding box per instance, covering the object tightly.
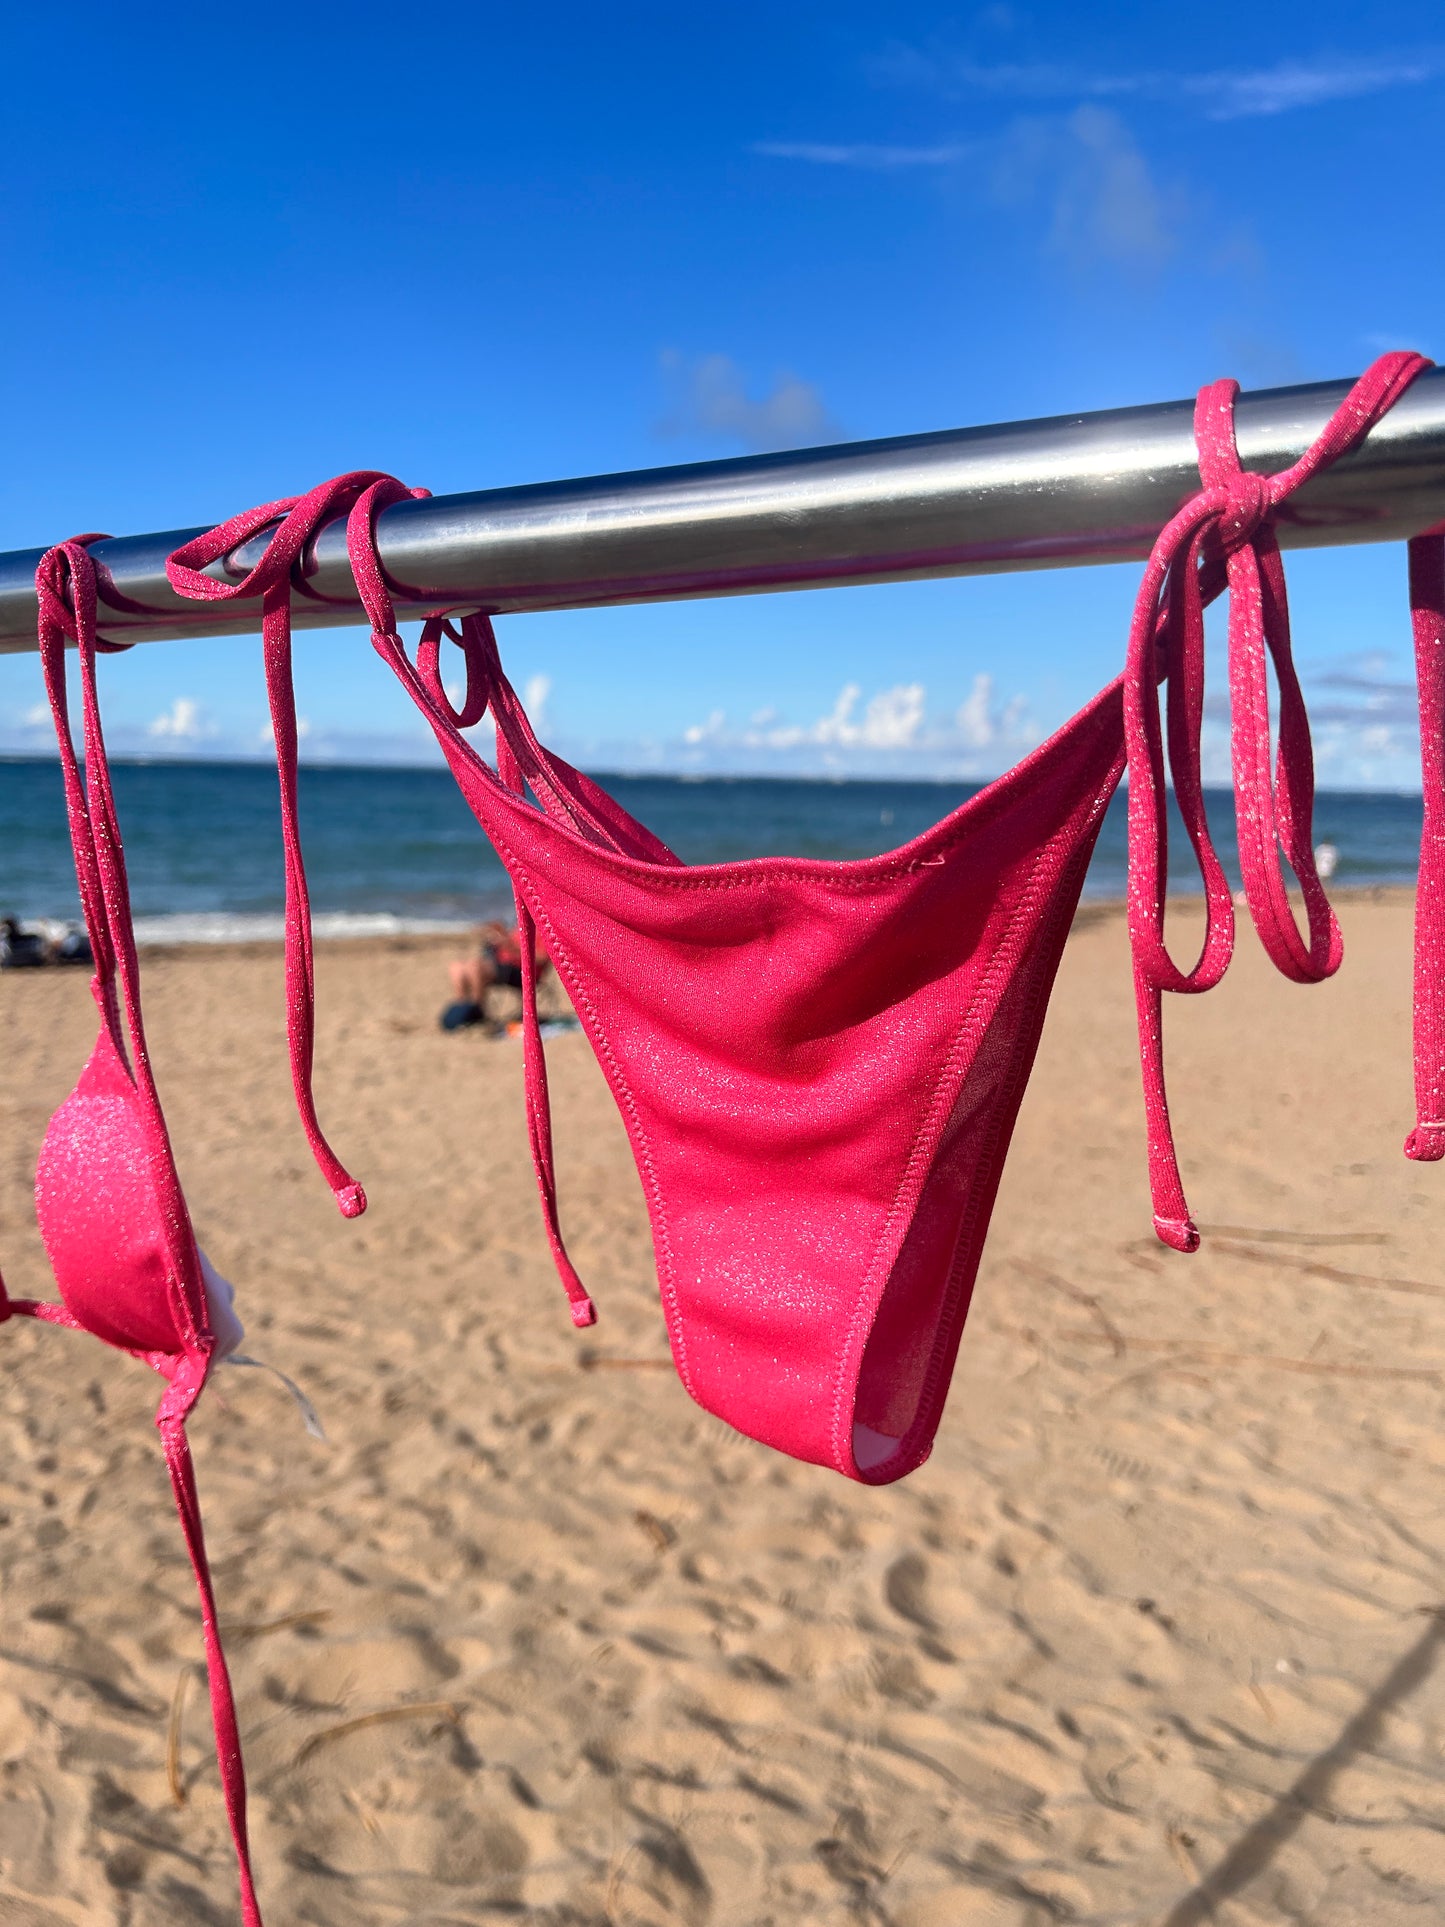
[0,756,1427,944]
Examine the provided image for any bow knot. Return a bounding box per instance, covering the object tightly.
[1123,349,1435,1261]
[1216,468,1271,555]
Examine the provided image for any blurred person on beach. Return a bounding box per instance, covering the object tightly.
[441,920,550,1031]
[1,917,92,970]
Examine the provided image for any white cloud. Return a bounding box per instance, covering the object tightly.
[759,682,928,747]
[758,106,1176,269]
[955,675,994,749]
[751,140,970,168]
[997,106,1175,269]
[0,693,447,767]
[683,707,726,746]
[678,677,1035,775]
[868,41,1445,119]
[737,682,925,751]
[1198,648,1425,789]
[1192,54,1444,119]
[148,697,216,742]
[954,671,1032,750]
[522,674,551,730]
[822,682,926,749]
[870,48,1144,101]
[658,352,842,452]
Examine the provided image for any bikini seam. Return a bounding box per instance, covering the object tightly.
[829,713,1125,1476]
[478,679,1126,896]
[872,748,1125,1482]
[825,825,1052,1471]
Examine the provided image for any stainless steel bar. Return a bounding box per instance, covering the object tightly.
[3,370,1445,653]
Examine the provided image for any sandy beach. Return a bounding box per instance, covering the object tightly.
[3,892,1445,1925]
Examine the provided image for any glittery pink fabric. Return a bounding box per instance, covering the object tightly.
[1123,351,1433,1250]
[1407,531,1445,1161]
[0,541,264,1925]
[2,354,1435,1918]
[343,362,1433,1481]
[409,633,1122,1481]
[338,479,1127,1482]
[165,474,425,1218]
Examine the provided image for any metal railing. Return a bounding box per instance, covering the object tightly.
[3,370,1445,654]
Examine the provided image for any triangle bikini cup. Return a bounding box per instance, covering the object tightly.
[3,353,1445,1922]
[0,482,393,1927]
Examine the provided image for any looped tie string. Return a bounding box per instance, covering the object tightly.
[166,475,431,1219]
[1125,350,1434,1251]
[1407,533,1445,1162]
[343,493,599,1330]
[417,616,493,728]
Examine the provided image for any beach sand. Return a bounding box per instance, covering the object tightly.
[3,893,1445,1925]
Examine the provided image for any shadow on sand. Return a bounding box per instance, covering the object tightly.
[1163,1609,1445,1925]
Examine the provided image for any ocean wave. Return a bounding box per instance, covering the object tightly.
[129,911,477,947]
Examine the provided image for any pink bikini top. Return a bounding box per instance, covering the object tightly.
[3,354,1443,1925]
[0,484,401,1926]
[0,539,265,1925]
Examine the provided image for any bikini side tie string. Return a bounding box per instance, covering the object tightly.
[1126,349,1434,1250]
[488,677,597,1328]
[344,480,599,1327]
[166,475,429,1217]
[1407,534,1445,1160]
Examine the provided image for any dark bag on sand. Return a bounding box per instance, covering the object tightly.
[440,998,486,1032]
[0,920,47,969]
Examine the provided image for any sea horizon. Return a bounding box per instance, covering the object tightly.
[0,749,1427,798]
[1,755,1429,946]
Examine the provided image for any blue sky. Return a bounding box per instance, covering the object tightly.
[1,0,1441,786]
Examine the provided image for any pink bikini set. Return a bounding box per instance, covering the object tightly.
[3,354,1442,1920]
